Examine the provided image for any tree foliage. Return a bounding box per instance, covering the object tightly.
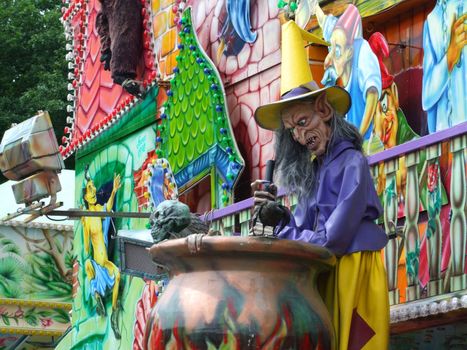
[0,0,73,180]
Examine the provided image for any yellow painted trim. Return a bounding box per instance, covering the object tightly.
[0,298,72,310]
[0,326,67,336]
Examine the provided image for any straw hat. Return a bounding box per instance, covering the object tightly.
[254,20,351,131]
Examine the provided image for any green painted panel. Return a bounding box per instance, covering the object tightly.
[153,8,245,207]
[69,125,157,349]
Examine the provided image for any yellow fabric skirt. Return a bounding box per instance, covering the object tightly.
[320,251,390,350]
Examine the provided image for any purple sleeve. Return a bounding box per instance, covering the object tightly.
[321,156,370,255]
[276,200,326,246]
[277,155,373,256]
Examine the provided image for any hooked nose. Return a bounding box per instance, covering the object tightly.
[292,127,306,145]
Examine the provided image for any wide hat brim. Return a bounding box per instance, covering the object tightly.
[254,86,351,131]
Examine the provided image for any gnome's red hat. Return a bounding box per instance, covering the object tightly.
[369,32,394,89]
[335,5,362,42]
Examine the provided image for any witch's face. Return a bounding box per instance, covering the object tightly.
[281,101,332,157]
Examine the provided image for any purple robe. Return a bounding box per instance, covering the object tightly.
[277,139,388,256]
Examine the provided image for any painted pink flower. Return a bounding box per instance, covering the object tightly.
[40,318,53,327]
[0,307,7,315]
[427,163,439,192]
[14,308,24,318]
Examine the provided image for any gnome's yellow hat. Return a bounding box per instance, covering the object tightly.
[254,21,350,130]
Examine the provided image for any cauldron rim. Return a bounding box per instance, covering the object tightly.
[149,234,336,269]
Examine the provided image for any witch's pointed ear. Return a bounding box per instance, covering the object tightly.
[315,92,333,122]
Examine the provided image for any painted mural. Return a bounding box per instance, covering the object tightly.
[189,0,281,189]
[53,0,467,348]
[312,2,425,155]
[60,0,157,158]
[186,0,446,200]
[369,32,419,150]
[155,8,244,209]
[422,0,466,133]
[65,125,158,349]
[81,167,122,338]
[0,222,73,344]
[0,225,73,302]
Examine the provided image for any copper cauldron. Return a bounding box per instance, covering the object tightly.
[144,234,336,349]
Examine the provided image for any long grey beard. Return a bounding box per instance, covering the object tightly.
[276,153,317,199]
[274,128,318,199]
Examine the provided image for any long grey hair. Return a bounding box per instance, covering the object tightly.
[274,112,363,198]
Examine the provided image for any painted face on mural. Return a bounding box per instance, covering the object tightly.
[324,28,353,86]
[375,85,399,148]
[281,94,333,157]
[84,180,97,205]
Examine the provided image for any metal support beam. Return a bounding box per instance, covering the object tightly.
[46,209,151,219]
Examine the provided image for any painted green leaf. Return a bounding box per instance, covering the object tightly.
[54,237,64,254]
[1,314,10,326]
[37,310,53,318]
[52,308,71,324]
[25,314,38,326]
[206,341,217,350]
[24,307,37,318]
[46,281,72,294]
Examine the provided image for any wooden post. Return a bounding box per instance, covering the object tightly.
[404,151,421,301]
[449,135,467,291]
[384,158,400,305]
[239,209,251,236]
[426,144,443,296]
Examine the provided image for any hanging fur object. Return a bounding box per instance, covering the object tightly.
[96,0,143,96]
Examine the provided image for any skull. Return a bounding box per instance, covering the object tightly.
[149,200,191,243]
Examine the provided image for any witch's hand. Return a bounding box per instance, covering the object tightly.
[251,180,288,228]
[251,179,277,205]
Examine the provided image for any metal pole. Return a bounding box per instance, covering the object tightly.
[47,209,151,219]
